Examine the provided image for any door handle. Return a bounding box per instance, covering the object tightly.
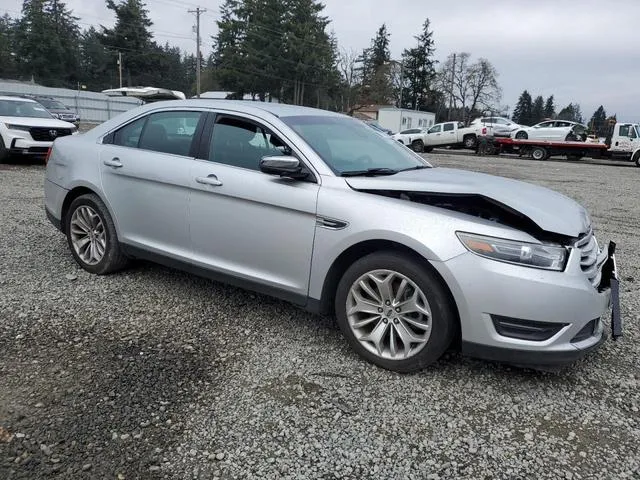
[195,174,223,186]
[103,158,123,168]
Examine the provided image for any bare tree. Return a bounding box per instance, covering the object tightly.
[467,58,502,116]
[437,52,501,123]
[338,47,361,112]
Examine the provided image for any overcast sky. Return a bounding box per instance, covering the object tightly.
[7,0,640,121]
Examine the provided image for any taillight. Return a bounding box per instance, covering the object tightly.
[44,147,52,165]
[482,127,487,135]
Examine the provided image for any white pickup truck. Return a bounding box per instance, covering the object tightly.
[422,121,483,151]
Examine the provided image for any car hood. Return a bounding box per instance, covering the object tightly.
[0,116,76,128]
[344,167,590,237]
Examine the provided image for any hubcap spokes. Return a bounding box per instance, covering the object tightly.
[70,206,106,265]
[346,270,432,360]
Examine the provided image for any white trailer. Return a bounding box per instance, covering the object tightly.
[376,108,435,134]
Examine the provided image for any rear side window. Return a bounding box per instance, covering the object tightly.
[443,123,454,131]
[138,111,203,156]
[112,116,146,148]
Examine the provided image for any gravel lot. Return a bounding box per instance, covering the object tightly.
[1,153,639,479]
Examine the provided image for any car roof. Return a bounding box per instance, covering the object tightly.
[139,99,345,119]
[0,95,37,103]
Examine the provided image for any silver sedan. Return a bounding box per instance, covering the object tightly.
[44,100,619,372]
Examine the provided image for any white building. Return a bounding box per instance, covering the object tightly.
[377,108,436,133]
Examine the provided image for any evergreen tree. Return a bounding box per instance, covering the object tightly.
[213,0,341,106]
[14,0,81,87]
[79,26,112,90]
[401,18,436,110]
[357,24,392,104]
[512,90,533,125]
[531,95,544,124]
[543,95,555,119]
[557,103,583,123]
[0,14,19,79]
[101,0,154,87]
[589,105,607,136]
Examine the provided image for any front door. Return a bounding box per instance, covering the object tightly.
[188,114,320,302]
[424,124,444,146]
[100,109,205,259]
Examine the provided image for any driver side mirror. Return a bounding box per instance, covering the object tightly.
[259,155,308,179]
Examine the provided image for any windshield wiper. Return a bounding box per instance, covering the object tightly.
[398,165,430,172]
[340,168,399,177]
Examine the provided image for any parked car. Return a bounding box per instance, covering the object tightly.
[44,100,619,372]
[468,116,520,137]
[33,96,80,127]
[0,96,78,162]
[391,128,428,151]
[512,120,588,141]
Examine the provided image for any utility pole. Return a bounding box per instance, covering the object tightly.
[117,52,122,88]
[189,7,206,98]
[447,53,455,121]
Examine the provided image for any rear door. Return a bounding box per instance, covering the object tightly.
[188,113,320,301]
[100,109,206,259]
[442,122,458,144]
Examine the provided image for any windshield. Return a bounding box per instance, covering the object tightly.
[0,100,53,118]
[37,99,67,110]
[282,115,430,175]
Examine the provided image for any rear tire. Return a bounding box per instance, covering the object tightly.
[463,135,477,149]
[515,131,528,140]
[531,146,548,161]
[411,140,424,153]
[65,193,129,275]
[0,136,9,164]
[334,251,457,373]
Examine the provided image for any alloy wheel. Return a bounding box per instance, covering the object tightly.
[346,269,432,360]
[70,205,106,265]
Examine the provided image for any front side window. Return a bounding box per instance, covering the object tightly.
[619,125,630,137]
[138,111,203,156]
[281,115,428,175]
[535,121,553,128]
[428,125,442,134]
[209,116,290,171]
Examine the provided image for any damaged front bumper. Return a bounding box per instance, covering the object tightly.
[433,238,622,369]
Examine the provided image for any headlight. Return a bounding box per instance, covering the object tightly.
[456,232,568,271]
[5,123,31,131]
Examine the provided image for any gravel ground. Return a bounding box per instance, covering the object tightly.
[0,153,639,479]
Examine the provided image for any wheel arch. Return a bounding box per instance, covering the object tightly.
[313,239,461,344]
[60,183,113,234]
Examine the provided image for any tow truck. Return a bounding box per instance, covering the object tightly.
[486,122,640,166]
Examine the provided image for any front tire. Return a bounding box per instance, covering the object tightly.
[334,252,457,373]
[633,151,640,167]
[411,139,424,152]
[0,136,9,163]
[65,194,129,275]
